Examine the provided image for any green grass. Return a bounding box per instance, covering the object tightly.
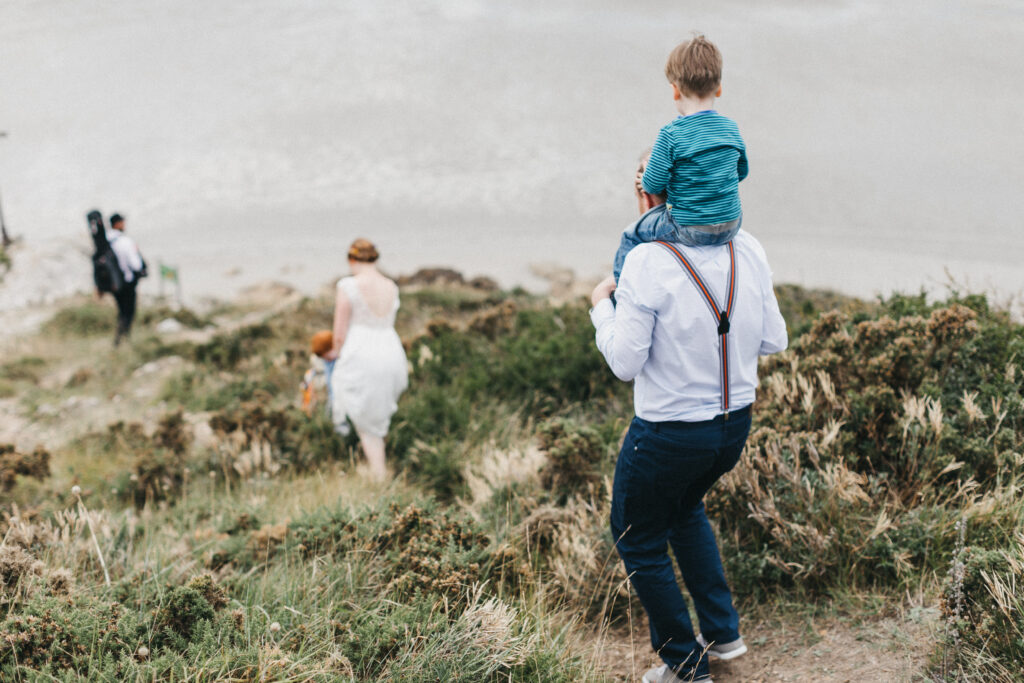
[42,301,117,337]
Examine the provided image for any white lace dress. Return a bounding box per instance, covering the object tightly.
[330,277,409,438]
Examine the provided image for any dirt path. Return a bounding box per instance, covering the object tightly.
[591,607,940,682]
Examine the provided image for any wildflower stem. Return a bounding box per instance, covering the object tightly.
[75,494,111,587]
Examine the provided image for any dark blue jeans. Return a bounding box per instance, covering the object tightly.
[611,407,751,679]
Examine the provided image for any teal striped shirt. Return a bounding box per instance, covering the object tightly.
[641,110,747,226]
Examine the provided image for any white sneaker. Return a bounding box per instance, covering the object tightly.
[696,633,747,660]
[641,664,713,683]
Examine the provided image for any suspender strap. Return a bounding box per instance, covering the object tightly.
[654,240,737,412]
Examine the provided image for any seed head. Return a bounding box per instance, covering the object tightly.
[71,485,82,497]
[137,646,149,658]
[270,621,281,633]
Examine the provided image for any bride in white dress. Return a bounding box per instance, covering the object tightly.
[325,239,408,479]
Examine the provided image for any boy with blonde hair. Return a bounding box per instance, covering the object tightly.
[613,35,747,281]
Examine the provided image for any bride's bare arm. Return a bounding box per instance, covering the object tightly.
[326,290,352,360]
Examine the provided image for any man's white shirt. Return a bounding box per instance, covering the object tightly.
[108,231,143,283]
[591,230,788,422]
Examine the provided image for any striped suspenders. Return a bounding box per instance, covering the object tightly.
[654,240,737,413]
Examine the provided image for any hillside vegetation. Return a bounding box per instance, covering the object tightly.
[0,281,1020,681]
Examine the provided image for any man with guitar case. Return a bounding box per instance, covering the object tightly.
[86,210,147,345]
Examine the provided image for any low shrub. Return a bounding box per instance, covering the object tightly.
[0,444,51,492]
[220,500,490,606]
[0,574,245,679]
[139,306,209,329]
[153,574,229,646]
[207,402,343,479]
[773,283,872,338]
[43,302,115,337]
[379,593,584,681]
[937,531,1024,681]
[537,418,607,502]
[0,356,45,382]
[333,599,447,679]
[709,294,1024,596]
[391,302,628,499]
[160,371,280,411]
[0,595,135,672]
[193,323,274,370]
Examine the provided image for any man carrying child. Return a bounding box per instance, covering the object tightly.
[591,35,787,683]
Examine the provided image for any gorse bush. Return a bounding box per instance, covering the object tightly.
[193,322,274,370]
[938,530,1024,682]
[87,403,345,508]
[0,493,590,680]
[224,499,491,604]
[403,303,617,419]
[161,371,281,411]
[153,574,230,646]
[0,444,50,492]
[392,302,628,499]
[709,294,1024,596]
[0,573,277,680]
[772,283,876,338]
[536,418,608,503]
[207,402,344,478]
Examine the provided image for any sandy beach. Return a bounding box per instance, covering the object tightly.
[1,0,1021,305]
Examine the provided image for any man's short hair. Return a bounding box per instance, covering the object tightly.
[665,34,722,98]
[109,213,125,227]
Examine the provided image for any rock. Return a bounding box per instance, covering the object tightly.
[396,267,466,288]
[236,282,298,307]
[65,368,93,388]
[467,276,499,291]
[530,262,575,289]
[189,418,216,451]
[468,300,518,339]
[395,268,498,292]
[529,263,596,303]
[35,403,58,417]
[132,356,184,377]
[156,318,184,334]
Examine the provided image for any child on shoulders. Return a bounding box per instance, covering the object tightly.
[614,34,748,281]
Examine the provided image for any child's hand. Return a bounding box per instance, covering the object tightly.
[591,276,616,307]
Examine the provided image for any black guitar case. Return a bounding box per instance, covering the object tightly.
[87,210,123,294]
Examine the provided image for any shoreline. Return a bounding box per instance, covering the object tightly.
[2,234,1021,342]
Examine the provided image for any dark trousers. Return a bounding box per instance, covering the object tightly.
[610,407,751,679]
[114,280,137,344]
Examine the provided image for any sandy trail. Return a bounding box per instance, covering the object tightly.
[591,608,939,682]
